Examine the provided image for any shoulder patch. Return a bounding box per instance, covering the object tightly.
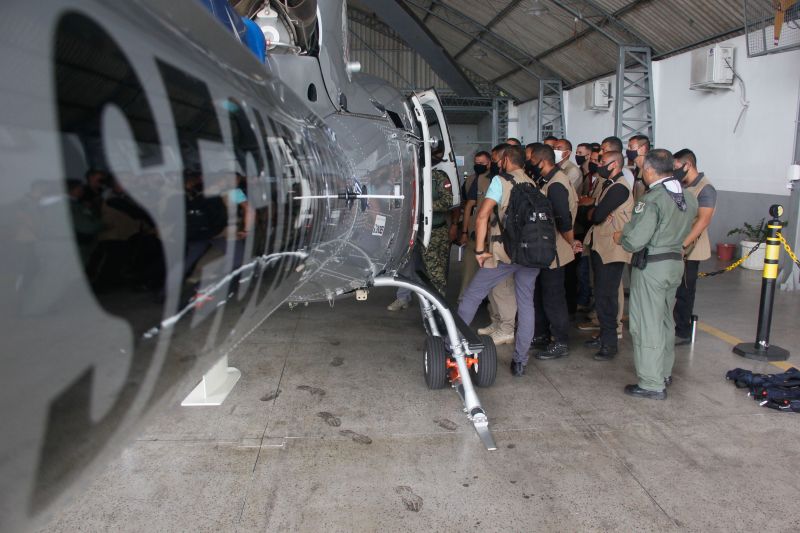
[634,201,646,214]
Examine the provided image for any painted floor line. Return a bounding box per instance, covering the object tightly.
[697,321,792,370]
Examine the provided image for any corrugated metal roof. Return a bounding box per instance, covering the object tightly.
[349,0,752,102]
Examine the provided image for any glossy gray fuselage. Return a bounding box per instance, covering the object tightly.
[0,0,419,529]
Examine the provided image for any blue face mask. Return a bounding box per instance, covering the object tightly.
[626,149,638,162]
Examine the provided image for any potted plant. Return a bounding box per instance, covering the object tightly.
[727,219,768,270]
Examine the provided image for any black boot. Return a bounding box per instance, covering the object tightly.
[530,335,550,349]
[534,342,569,360]
[584,336,601,348]
[510,360,526,377]
[593,345,618,361]
[623,384,667,400]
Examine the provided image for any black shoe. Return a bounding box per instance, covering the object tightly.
[665,376,673,387]
[593,345,618,361]
[530,335,550,349]
[624,384,667,400]
[584,336,602,349]
[510,360,526,377]
[534,342,569,360]
[675,336,691,346]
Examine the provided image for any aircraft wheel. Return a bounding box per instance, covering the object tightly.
[470,335,498,387]
[423,336,448,390]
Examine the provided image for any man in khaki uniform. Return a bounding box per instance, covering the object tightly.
[671,149,716,345]
[555,139,583,192]
[458,145,540,377]
[459,151,492,295]
[626,134,650,202]
[582,151,633,360]
[529,144,580,360]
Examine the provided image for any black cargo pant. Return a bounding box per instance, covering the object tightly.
[591,251,625,348]
[534,265,570,343]
[673,259,700,339]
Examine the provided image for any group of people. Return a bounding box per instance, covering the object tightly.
[390,134,717,400]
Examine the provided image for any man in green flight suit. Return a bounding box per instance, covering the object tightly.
[614,149,697,400]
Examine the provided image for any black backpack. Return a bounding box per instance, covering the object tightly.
[185,192,228,241]
[498,175,558,268]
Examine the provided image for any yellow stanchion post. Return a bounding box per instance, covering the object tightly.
[733,205,790,361]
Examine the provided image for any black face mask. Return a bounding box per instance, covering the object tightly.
[588,162,599,175]
[597,163,613,179]
[575,155,587,167]
[525,160,540,179]
[473,164,488,175]
[489,162,500,176]
[673,165,688,182]
[626,149,638,162]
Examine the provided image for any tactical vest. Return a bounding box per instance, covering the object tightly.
[684,174,712,261]
[632,167,647,202]
[468,172,492,236]
[585,176,633,264]
[486,168,534,268]
[541,169,578,268]
[560,159,583,191]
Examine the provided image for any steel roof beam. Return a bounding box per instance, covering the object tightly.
[358,0,480,96]
[453,0,525,60]
[405,0,559,81]
[488,0,655,85]
[549,0,658,51]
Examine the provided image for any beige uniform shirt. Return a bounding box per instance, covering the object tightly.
[585,176,634,264]
[541,169,578,268]
[684,174,713,261]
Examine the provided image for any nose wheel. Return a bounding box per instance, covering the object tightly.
[423,334,497,390]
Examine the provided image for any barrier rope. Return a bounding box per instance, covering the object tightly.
[699,239,765,278]
[777,232,800,269]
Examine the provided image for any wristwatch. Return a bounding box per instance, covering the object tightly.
[475,250,485,255]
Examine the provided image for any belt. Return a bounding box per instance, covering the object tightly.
[647,252,682,263]
[432,222,447,229]
[490,235,503,243]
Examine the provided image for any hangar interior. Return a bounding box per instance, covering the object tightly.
[37,0,800,531]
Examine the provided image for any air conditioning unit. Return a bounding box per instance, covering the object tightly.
[586,80,612,110]
[690,45,735,90]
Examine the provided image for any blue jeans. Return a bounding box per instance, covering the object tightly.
[458,262,539,364]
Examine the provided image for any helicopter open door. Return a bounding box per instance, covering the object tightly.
[410,93,434,247]
[416,89,460,209]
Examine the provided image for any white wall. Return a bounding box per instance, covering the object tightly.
[654,35,799,197]
[553,34,799,196]
[513,99,538,145]
[563,75,616,146]
[448,123,480,168]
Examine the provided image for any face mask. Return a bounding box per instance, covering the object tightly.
[525,160,540,179]
[489,162,500,176]
[597,163,612,179]
[673,164,688,181]
[553,150,564,163]
[588,162,599,174]
[575,155,587,167]
[626,149,638,162]
[473,164,488,175]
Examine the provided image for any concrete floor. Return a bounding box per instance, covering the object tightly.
[43,265,800,532]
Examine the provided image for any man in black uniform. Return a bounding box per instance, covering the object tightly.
[530,144,580,360]
[583,151,633,360]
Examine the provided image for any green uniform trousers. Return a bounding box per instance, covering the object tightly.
[629,259,684,391]
[422,226,450,295]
